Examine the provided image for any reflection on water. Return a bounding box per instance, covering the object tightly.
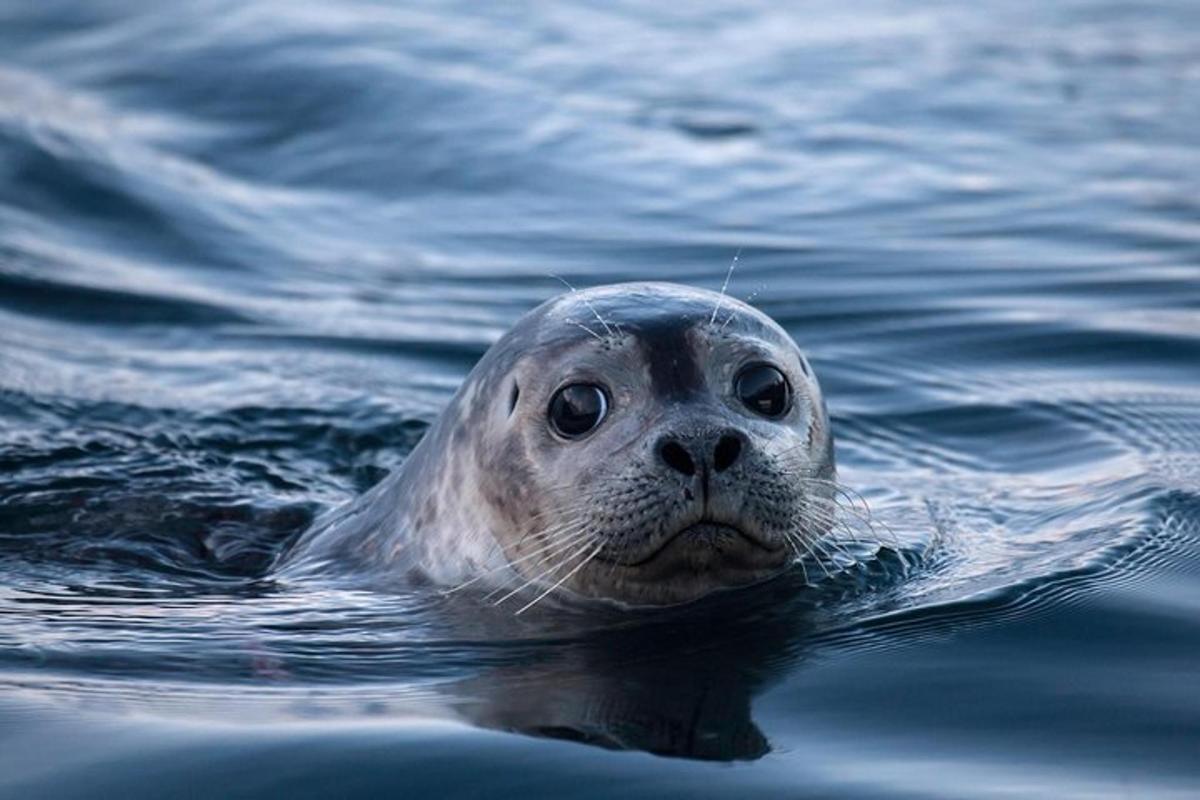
[0,572,849,763]
[2,0,1200,797]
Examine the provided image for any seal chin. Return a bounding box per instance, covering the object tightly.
[622,521,781,568]
[584,519,791,606]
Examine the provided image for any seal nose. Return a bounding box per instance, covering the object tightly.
[658,439,696,476]
[657,430,745,476]
[712,433,743,473]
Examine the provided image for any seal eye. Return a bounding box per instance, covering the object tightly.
[736,365,790,418]
[548,384,608,438]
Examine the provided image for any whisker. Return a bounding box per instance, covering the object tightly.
[806,504,895,557]
[447,527,591,596]
[803,537,835,579]
[782,532,812,585]
[709,247,742,325]
[795,550,812,585]
[550,274,614,337]
[489,523,598,604]
[799,488,899,547]
[822,534,865,564]
[484,527,593,602]
[515,543,604,615]
[568,320,604,342]
[450,512,592,593]
[719,283,761,332]
[786,472,873,515]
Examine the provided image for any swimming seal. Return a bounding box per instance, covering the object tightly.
[281,282,836,607]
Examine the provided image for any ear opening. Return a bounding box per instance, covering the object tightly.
[508,382,520,416]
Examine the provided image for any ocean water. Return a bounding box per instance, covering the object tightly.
[2,1,1199,797]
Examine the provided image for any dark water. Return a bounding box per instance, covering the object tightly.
[2,0,1199,796]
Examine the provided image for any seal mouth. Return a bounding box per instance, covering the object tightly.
[614,520,781,568]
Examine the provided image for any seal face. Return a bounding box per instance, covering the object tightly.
[282,282,836,608]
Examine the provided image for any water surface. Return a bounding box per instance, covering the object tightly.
[2,1,1199,797]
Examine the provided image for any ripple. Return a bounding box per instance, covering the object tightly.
[2,0,1200,790]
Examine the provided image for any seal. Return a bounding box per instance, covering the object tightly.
[280,282,836,608]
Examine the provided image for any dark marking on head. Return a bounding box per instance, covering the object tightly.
[452,420,469,448]
[477,425,537,531]
[636,319,704,400]
[416,494,438,531]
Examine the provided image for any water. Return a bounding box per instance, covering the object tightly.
[2,0,1199,796]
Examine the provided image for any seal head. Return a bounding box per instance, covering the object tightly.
[283,282,835,607]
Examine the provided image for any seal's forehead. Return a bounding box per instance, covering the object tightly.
[536,282,788,346]
[496,282,798,400]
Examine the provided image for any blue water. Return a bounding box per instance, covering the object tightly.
[2,0,1199,796]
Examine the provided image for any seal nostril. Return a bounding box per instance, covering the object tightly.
[713,434,742,472]
[659,440,696,476]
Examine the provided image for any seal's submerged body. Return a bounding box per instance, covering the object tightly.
[282,282,835,607]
